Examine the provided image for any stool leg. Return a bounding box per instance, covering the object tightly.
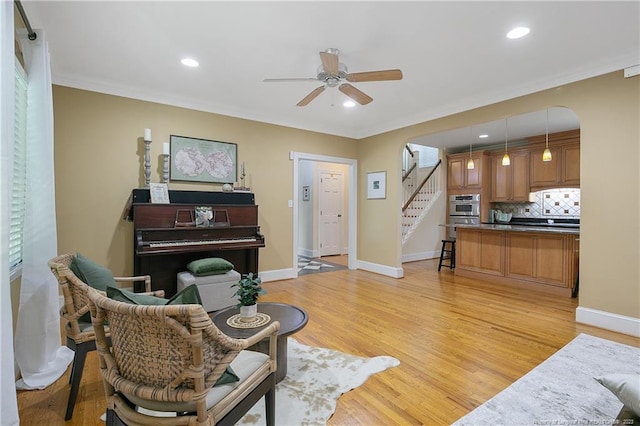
[438,240,446,271]
[450,241,456,270]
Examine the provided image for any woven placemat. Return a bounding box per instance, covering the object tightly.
[226,312,271,329]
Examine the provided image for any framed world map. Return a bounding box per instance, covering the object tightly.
[169,135,237,184]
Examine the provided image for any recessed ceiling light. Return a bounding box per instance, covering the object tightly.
[479,134,489,139]
[507,26,530,39]
[343,100,356,108]
[181,58,199,67]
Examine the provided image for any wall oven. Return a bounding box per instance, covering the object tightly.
[448,194,480,238]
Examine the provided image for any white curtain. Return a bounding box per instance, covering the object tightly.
[0,1,20,423]
[14,28,74,390]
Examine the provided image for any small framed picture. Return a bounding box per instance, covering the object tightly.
[149,183,170,204]
[367,171,386,199]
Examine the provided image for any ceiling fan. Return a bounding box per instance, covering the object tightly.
[263,48,403,107]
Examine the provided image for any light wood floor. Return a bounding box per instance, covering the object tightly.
[17,258,639,425]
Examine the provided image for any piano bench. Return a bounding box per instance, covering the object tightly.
[177,270,240,313]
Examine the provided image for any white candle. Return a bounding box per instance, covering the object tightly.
[241,161,245,175]
[163,143,170,155]
[144,128,151,141]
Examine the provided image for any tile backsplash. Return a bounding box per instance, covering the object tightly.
[493,188,580,219]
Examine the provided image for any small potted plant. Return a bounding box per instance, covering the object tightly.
[231,272,266,321]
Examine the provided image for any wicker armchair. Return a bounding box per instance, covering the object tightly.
[88,287,280,426]
[48,253,164,420]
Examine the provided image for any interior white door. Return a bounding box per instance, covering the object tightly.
[319,171,343,256]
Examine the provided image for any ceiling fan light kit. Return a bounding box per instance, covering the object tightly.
[264,48,403,107]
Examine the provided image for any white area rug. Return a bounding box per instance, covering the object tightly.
[453,333,640,425]
[238,339,399,426]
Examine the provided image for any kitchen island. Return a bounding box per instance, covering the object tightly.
[447,223,579,297]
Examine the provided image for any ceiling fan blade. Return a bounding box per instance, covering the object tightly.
[339,83,373,105]
[346,69,403,82]
[297,86,326,107]
[263,78,319,83]
[319,51,339,75]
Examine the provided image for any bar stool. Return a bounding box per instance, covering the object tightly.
[438,239,456,271]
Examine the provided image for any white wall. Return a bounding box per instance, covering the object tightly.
[297,160,314,257]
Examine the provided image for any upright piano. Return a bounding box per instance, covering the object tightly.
[129,189,264,297]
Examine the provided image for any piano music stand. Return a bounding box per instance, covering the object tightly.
[212,209,230,227]
[174,209,195,227]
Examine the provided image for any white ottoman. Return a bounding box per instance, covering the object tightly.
[177,270,240,312]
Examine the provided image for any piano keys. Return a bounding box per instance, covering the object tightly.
[130,189,264,297]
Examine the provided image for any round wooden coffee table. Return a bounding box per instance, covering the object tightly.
[211,302,308,382]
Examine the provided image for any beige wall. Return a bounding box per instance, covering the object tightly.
[47,70,638,323]
[52,86,358,276]
[357,71,639,319]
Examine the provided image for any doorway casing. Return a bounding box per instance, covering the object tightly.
[292,151,357,276]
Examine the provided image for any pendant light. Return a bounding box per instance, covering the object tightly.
[502,118,511,166]
[542,108,553,162]
[467,126,475,169]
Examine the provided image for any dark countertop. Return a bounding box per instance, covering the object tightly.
[442,223,580,235]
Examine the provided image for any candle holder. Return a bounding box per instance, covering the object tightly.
[235,162,249,191]
[144,138,152,187]
[162,154,170,183]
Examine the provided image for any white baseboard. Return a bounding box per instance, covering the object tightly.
[259,268,296,283]
[576,306,640,337]
[356,260,404,278]
[297,248,317,258]
[402,251,439,263]
[259,259,402,282]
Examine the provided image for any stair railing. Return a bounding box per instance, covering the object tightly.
[402,159,442,212]
[402,163,417,182]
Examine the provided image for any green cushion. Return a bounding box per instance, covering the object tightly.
[106,284,203,306]
[70,253,117,323]
[214,367,239,386]
[70,253,117,291]
[186,257,234,276]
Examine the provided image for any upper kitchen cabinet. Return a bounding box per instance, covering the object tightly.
[529,129,580,189]
[491,150,530,202]
[447,151,490,191]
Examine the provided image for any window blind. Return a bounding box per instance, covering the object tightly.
[10,62,28,272]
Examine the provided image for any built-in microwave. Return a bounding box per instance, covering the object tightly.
[449,194,480,217]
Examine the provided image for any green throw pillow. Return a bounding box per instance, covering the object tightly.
[70,253,117,323]
[106,284,203,306]
[70,252,117,291]
[187,257,234,276]
[214,367,240,387]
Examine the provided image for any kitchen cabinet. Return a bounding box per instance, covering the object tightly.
[562,144,581,185]
[455,227,578,296]
[491,150,529,202]
[506,232,569,287]
[456,228,504,275]
[447,153,483,190]
[528,129,580,189]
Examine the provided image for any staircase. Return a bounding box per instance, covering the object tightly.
[401,155,442,245]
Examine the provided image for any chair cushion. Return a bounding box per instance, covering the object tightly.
[70,252,117,291]
[70,253,117,322]
[187,257,234,276]
[106,284,203,306]
[122,350,270,413]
